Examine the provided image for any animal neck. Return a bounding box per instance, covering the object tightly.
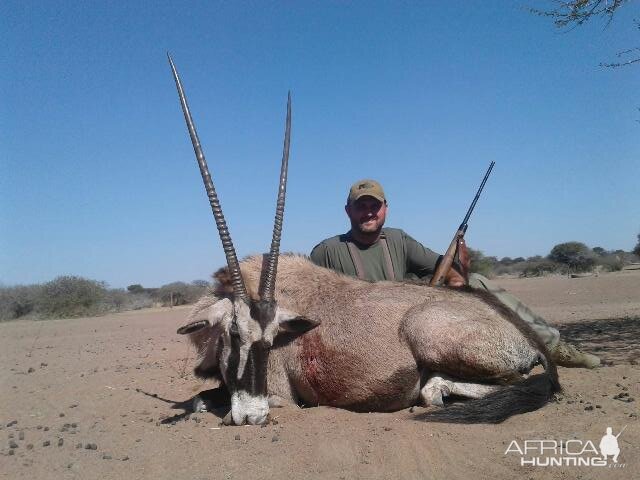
[275,256,356,312]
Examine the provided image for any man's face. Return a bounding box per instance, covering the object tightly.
[345,196,387,234]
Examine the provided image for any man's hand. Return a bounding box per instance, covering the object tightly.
[457,238,470,277]
[445,237,470,287]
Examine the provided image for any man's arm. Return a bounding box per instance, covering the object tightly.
[309,242,330,268]
[403,231,440,278]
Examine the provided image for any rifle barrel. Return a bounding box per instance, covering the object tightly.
[459,161,495,231]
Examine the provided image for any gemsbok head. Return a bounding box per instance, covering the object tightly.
[168,54,304,425]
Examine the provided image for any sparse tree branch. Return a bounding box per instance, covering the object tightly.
[532,1,639,68]
[531,0,630,28]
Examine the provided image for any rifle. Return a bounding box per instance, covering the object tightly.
[615,425,627,439]
[429,161,495,287]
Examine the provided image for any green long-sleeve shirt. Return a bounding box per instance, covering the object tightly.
[309,228,440,282]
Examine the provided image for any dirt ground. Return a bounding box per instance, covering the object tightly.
[1,270,638,480]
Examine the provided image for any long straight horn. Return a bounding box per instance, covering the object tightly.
[260,92,291,301]
[167,53,248,301]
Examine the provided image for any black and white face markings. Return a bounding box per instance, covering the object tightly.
[196,298,278,425]
[215,299,279,425]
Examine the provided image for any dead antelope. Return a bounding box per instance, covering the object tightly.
[168,57,561,426]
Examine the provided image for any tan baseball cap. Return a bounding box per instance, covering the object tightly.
[347,179,386,205]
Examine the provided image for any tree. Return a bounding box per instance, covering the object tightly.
[499,256,514,265]
[533,1,628,27]
[592,246,607,256]
[532,0,639,68]
[634,233,640,256]
[127,284,145,294]
[548,242,596,272]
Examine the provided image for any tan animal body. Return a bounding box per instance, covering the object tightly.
[184,254,560,424]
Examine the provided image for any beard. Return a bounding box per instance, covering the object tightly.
[350,217,383,235]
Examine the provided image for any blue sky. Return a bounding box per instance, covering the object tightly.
[2,1,638,288]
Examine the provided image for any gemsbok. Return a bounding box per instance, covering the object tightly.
[168,55,561,426]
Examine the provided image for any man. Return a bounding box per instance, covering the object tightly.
[310,179,600,369]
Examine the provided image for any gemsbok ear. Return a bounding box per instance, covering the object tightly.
[276,308,321,334]
[177,298,233,335]
[177,319,210,335]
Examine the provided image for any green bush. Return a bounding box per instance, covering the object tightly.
[468,248,498,278]
[596,254,624,272]
[518,260,563,277]
[155,281,208,307]
[1,275,191,321]
[0,285,41,321]
[104,289,153,311]
[36,276,108,318]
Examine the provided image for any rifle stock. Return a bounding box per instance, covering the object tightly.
[429,229,464,287]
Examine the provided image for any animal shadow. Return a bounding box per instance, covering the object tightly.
[558,316,640,365]
[136,385,231,424]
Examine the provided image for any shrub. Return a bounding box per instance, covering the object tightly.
[1,276,173,321]
[123,293,154,310]
[36,276,108,318]
[468,248,498,278]
[518,259,563,277]
[104,289,153,311]
[596,254,624,272]
[155,281,208,307]
[0,285,41,321]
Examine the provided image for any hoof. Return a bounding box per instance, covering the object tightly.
[192,395,208,413]
[422,375,452,407]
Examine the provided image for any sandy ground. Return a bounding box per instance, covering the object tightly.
[1,271,638,479]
